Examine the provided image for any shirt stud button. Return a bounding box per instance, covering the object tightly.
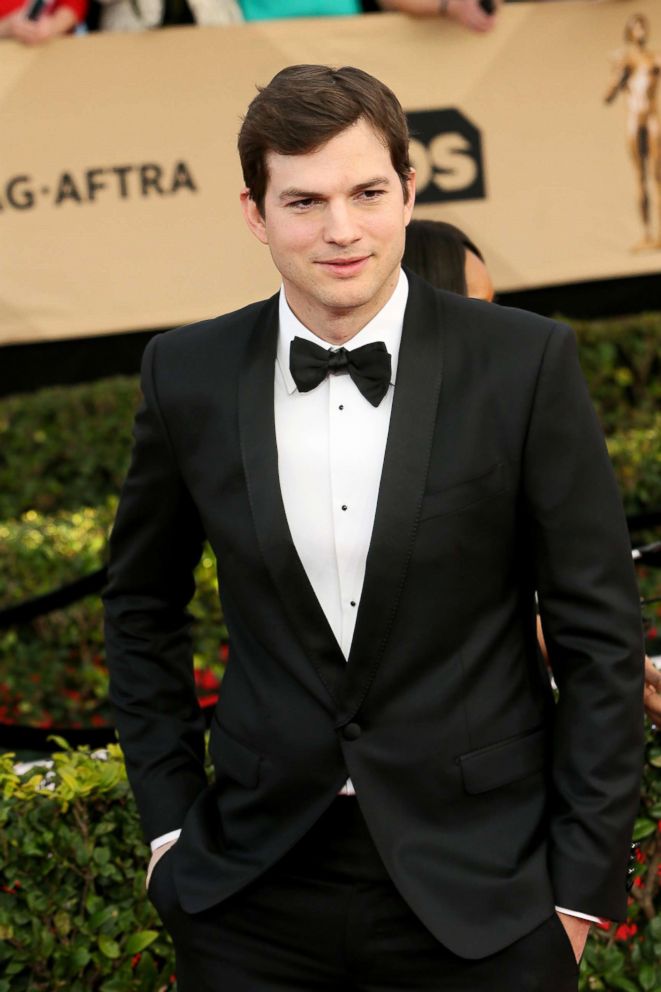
[339,405,344,410]
[342,723,362,741]
[341,504,348,511]
[350,601,356,607]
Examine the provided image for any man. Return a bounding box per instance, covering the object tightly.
[104,65,645,991]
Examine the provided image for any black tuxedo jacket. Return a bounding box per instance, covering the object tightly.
[104,272,644,958]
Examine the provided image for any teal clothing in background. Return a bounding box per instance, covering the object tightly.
[240,0,359,20]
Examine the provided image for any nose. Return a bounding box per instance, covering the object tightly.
[323,200,360,246]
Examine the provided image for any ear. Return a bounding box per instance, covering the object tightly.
[404,168,416,227]
[240,189,269,245]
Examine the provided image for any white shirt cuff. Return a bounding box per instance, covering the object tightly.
[150,829,182,853]
[555,906,600,924]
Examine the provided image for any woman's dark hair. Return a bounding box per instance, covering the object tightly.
[403,219,484,295]
[238,64,412,215]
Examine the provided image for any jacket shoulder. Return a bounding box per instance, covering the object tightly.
[151,296,276,362]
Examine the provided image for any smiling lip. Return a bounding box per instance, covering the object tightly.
[316,256,371,276]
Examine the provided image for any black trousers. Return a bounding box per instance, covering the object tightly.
[148,797,579,992]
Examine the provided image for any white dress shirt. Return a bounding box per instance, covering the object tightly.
[149,269,597,923]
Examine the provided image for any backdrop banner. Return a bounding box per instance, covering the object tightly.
[1,0,659,345]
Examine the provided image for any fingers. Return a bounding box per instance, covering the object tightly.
[644,656,661,723]
[145,838,177,891]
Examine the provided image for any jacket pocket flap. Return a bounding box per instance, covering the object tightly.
[210,719,261,789]
[458,727,546,795]
[420,462,508,522]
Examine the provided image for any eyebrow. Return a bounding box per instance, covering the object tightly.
[278,177,391,201]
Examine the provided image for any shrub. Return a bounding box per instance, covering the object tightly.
[0,741,177,991]
[571,312,661,435]
[0,505,225,728]
[607,413,661,518]
[578,733,661,992]
[0,378,139,520]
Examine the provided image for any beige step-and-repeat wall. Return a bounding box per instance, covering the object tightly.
[0,0,659,345]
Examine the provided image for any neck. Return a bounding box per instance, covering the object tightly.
[285,271,400,346]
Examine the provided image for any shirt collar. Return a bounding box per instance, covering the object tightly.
[276,269,409,396]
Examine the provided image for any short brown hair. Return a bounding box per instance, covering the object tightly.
[238,64,412,214]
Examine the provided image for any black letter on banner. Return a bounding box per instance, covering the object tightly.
[112,166,132,198]
[6,176,35,210]
[170,161,198,194]
[86,169,108,202]
[140,164,164,196]
[55,173,83,205]
[406,109,485,205]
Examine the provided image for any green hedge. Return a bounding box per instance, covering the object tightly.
[571,312,661,435]
[0,504,224,727]
[0,378,139,520]
[607,413,661,518]
[0,742,176,991]
[0,738,659,992]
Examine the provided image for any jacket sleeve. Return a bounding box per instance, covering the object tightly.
[103,333,208,843]
[522,321,645,922]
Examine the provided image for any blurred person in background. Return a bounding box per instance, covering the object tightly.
[239,0,359,20]
[404,216,661,724]
[0,0,87,41]
[363,0,499,34]
[403,218,494,300]
[96,0,240,33]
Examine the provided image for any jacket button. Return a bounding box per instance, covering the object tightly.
[343,722,362,741]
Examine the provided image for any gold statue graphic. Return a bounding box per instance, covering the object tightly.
[605,14,661,251]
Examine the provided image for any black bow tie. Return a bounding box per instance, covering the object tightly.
[289,336,392,407]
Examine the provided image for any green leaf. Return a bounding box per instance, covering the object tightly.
[70,946,91,970]
[632,818,657,841]
[98,934,120,959]
[603,978,640,992]
[88,905,118,930]
[93,846,111,866]
[125,930,159,954]
[54,909,72,936]
[638,963,658,991]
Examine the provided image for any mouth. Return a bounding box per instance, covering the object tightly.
[315,256,371,277]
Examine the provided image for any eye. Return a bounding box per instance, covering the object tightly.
[358,189,385,202]
[287,198,319,210]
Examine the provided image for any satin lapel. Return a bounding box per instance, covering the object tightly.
[238,294,346,705]
[337,274,446,723]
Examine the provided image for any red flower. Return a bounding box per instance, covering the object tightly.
[633,876,644,889]
[614,923,637,941]
[635,847,646,864]
[90,715,107,727]
[37,717,53,728]
[220,643,229,663]
[131,953,142,969]
[195,669,219,691]
[198,694,219,708]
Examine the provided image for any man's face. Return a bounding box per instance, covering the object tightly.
[241,118,415,338]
